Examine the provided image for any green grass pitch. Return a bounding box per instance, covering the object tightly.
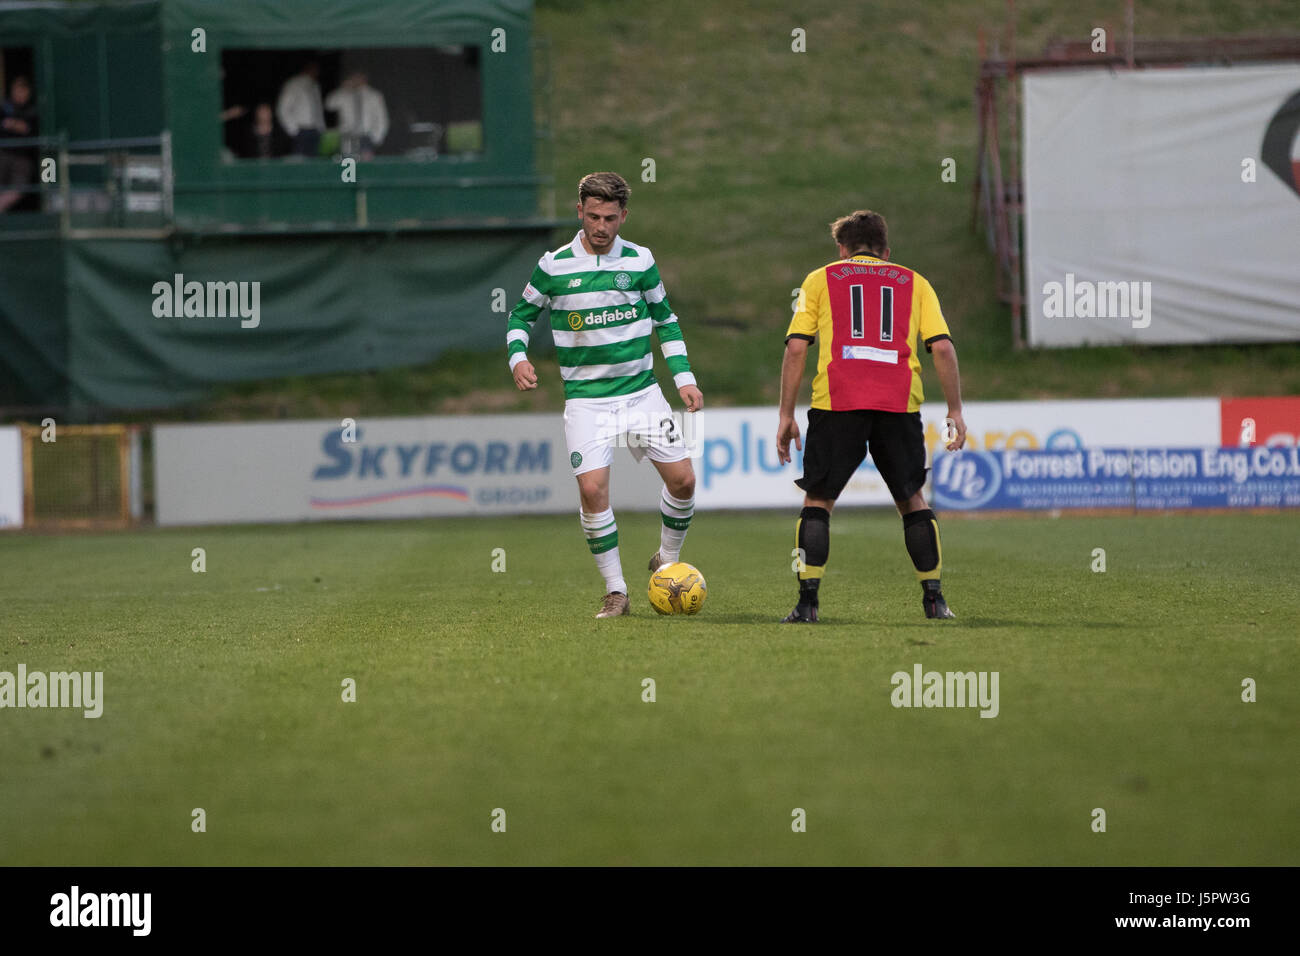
[1,510,1296,865]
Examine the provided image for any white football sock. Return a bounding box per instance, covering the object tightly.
[581,508,626,594]
[658,488,694,563]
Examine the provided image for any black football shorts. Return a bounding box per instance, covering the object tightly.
[795,408,928,503]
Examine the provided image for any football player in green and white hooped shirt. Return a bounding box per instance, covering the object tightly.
[507,171,703,618]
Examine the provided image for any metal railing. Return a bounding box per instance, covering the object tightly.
[0,131,172,239]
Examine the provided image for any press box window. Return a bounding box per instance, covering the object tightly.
[219,46,483,161]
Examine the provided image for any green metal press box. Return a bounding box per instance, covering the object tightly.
[0,0,562,411]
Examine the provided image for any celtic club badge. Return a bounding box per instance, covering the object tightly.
[614,272,632,290]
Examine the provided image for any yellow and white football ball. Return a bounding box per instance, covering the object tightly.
[647,562,707,615]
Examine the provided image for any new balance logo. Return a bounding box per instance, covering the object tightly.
[568,278,582,288]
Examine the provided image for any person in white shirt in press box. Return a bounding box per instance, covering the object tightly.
[326,71,389,160]
[276,61,325,157]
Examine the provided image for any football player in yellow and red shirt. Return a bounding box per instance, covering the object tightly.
[776,210,967,622]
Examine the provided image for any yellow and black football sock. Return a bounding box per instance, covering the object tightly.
[902,508,942,583]
[795,506,830,605]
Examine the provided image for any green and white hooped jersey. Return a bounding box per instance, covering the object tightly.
[506,231,696,401]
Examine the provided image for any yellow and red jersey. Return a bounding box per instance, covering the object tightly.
[786,254,951,413]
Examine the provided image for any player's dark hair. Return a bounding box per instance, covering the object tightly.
[831,210,888,256]
[579,171,631,208]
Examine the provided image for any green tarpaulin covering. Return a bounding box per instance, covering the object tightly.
[1,228,555,409]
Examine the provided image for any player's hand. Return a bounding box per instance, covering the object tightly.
[943,410,967,451]
[777,414,802,465]
[512,360,537,391]
[679,385,703,412]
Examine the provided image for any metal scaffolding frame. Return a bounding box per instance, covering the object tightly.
[972,0,1300,349]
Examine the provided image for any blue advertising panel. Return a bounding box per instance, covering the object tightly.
[930,447,1300,511]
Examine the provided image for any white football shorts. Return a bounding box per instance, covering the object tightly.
[563,384,690,476]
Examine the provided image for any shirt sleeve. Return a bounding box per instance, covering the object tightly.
[642,260,696,389]
[506,261,551,371]
[372,92,389,145]
[914,274,952,351]
[785,270,821,343]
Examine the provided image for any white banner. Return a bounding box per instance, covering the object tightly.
[0,427,22,529]
[695,398,1220,509]
[1023,64,1300,346]
[695,407,887,507]
[154,415,664,526]
[154,399,1222,524]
